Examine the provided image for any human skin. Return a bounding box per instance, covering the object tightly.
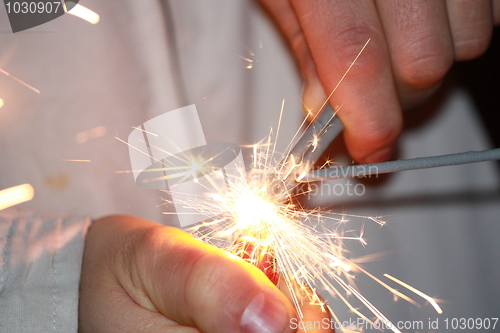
[260,0,500,163]
[78,215,333,333]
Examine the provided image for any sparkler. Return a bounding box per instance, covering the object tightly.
[275,105,343,194]
[120,39,461,332]
[179,123,444,333]
[302,148,500,182]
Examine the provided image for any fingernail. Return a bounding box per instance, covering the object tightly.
[302,77,327,117]
[364,146,394,164]
[240,292,288,333]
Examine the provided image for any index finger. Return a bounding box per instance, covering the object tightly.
[291,0,403,163]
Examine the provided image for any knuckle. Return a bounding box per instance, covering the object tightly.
[360,117,402,148]
[133,226,188,285]
[184,252,247,318]
[454,33,492,61]
[187,253,219,290]
[129,226,163,277]
[134,225,164,255]
[327,24,385,80]
[398,43,453,89]
[110,224,169,309]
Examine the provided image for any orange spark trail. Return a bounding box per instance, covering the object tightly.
[0,68,40,94]
[384,273,443,314]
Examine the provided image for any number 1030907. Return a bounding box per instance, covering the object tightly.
[5,1,62,14]
[443,318,498,330]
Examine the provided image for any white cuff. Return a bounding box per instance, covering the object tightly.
[0,208,92,333]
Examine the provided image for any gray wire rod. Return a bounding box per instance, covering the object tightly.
[301,148,500,182]
[277,105,344,182]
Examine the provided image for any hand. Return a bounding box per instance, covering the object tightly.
[79,215,334,333]
[260,0,500,163]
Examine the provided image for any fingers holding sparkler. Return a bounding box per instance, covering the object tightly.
[261,0,498,165]
[295,0,404,164]
[233,236,335,333]
[262,0,402,164]
[79,215,296,333]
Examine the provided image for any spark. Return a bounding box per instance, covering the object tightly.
[238,55,254,69]
[253,144,258,168]
[165,125,438,332]
[384,274,443,314]
[60,159,91,162]
[116,136,163,165]
[0,184,34,211]
[296,171,307,182]
[271,99,285,159]
[0,68,40,94]
[238,44,259,69]
[318,39,371,112]
[238,55,254,63]
[64,3,100,24]
[283,154,300,180]
[131,126,158,137]
[0,98,4,108]
[118,37,441,330]
[311,135,319,152]
[243,44,255,56]
[75,126,107,144]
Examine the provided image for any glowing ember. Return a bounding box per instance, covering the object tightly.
[65,3,100,24]
[0,184,34,211]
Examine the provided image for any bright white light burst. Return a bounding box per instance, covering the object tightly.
[163,123,441,333]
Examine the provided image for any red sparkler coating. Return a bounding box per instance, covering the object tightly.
[232,236,279,285]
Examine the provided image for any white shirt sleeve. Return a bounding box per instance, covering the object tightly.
[0,208,92,333]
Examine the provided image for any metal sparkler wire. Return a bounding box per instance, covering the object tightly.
[275,105,344,193]
[301,148,500,182]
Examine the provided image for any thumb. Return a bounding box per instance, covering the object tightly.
[115,216,295,333]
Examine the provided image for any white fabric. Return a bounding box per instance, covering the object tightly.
[0,0,301,223]
[0,209,91,332]
[0,0,498,332]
